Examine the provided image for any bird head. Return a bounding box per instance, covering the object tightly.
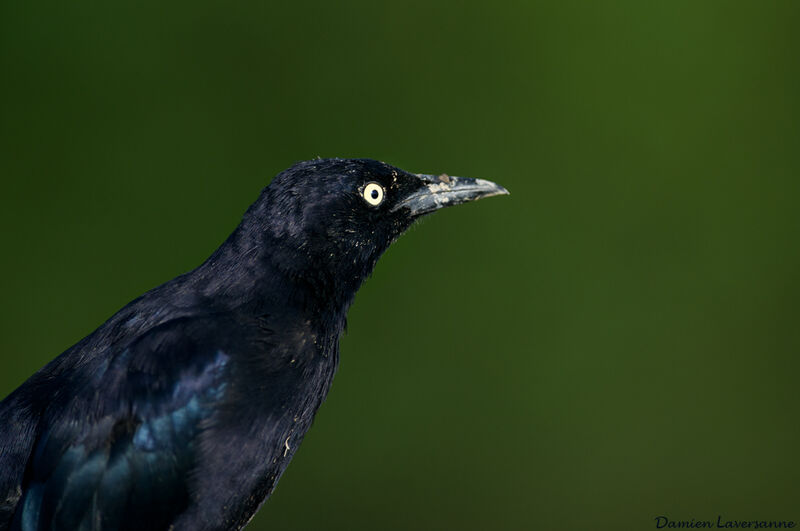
[235,158,508,308]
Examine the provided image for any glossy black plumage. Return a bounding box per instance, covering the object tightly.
[0,159,507,530]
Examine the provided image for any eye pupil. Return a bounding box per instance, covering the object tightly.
[371,189,379,199]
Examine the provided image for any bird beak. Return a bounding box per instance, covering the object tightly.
[393,173,509,216]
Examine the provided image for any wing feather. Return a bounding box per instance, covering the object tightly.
[3,317,233,531]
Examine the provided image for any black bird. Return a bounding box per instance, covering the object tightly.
[0,158,507,530]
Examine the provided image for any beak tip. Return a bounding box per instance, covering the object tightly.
[475,178,510,197]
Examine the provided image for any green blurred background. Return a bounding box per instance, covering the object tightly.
[2,1,799,529]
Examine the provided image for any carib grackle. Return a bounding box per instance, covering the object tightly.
[0,158,507,530]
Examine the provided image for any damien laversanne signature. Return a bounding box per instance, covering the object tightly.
[655,516,796,529]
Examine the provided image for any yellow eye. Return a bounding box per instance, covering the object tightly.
[362,182,385,206]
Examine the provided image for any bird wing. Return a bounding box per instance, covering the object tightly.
[1,315,235,531]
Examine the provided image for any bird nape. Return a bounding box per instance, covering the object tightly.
[0,158,508,531]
